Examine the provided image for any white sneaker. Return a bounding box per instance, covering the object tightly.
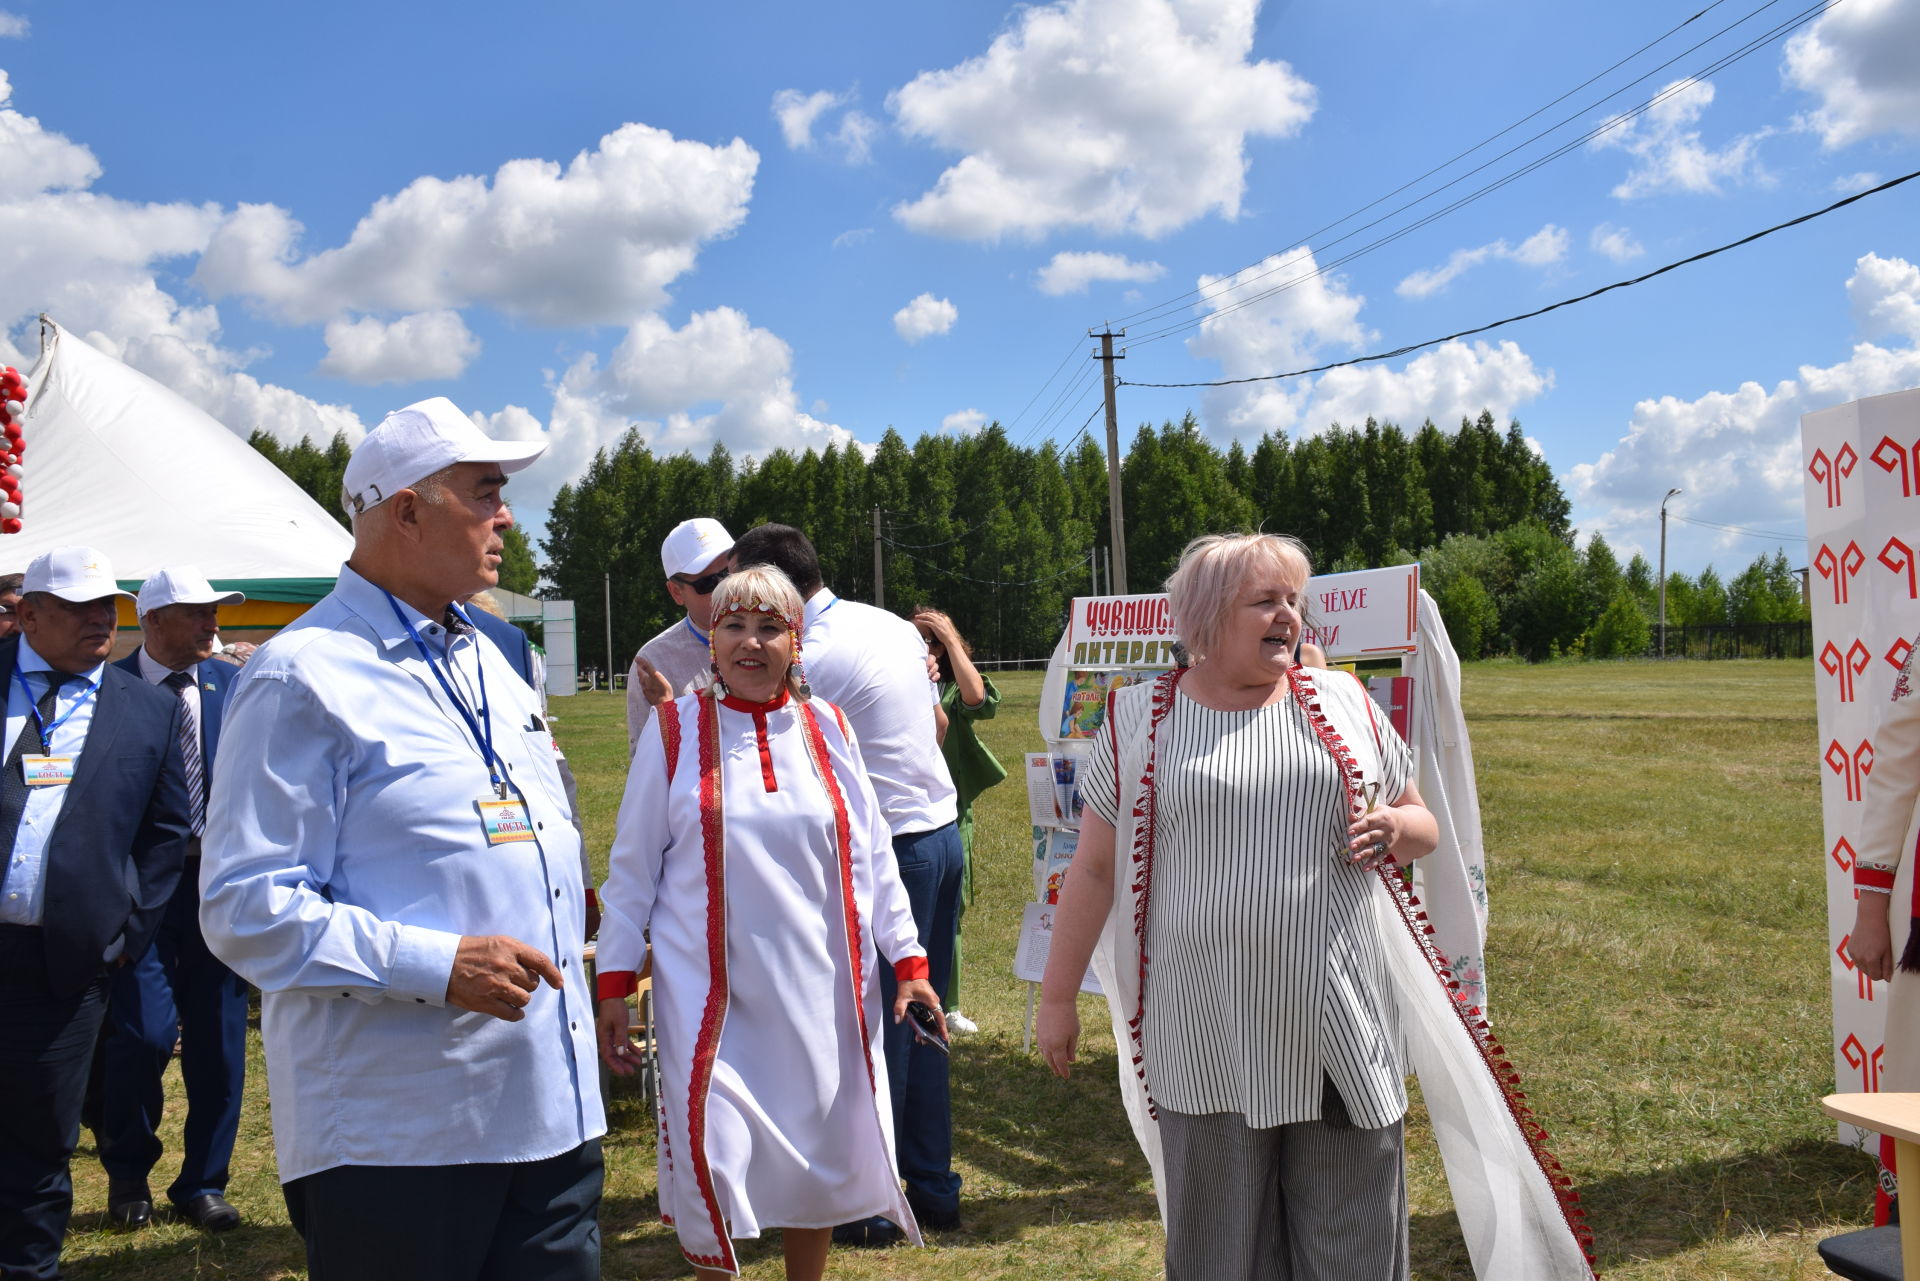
[945,1010,979,1036]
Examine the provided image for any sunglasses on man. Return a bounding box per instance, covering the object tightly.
[672,570,726,596]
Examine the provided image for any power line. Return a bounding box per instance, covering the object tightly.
[1003,336,1090,443]
[1109,0,1761,331]
[1121,0,1831,349]
[1670,514,1807,542]
[1118,167,1920,389]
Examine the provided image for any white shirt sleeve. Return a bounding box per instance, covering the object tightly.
[599,705,675,975]
[200,671,461,1005]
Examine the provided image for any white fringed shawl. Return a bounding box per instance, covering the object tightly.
[1087,665,1596,1281]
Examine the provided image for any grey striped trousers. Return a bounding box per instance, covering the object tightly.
[1158,1079,1409,1281]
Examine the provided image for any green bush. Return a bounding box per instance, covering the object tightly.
[1587,590,1653,659]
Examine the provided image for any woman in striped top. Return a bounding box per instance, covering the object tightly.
[1036,532,1439,1281]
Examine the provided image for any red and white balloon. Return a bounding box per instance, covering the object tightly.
[0,365,25,534]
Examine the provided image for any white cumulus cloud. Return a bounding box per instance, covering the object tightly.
[319,311,481,385]
[0,12,27,37]
[773,89,842,149]
[1590,223,1645,263]
[893,293,957,343]
[942,409,988,434]
[771,88,877,164]
[1396,224,1567,299]
[558,306,851,461]
[196,122,758,326]
[1566,252,1920,555]
[889,0,1315,240]
[1187,246,1550,435]
[1302,340,1553,432]
[1593,79,1770,199]
[1785,0,1920,148]
[1036,251,1166,295]
[0,70,361,448]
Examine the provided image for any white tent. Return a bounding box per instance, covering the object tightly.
[1,318,352,599]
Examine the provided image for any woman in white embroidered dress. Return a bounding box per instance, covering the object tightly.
[595,565,945,1280]
[1036,533,1440,1281]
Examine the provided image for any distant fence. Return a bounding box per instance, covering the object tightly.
[1650,621,1813,660]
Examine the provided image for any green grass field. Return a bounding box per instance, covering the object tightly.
[59,660,1870,1279]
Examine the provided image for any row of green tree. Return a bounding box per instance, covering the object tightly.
[537,410,1573,669]
[1421,525,1806,662]
[250,411,1804,666]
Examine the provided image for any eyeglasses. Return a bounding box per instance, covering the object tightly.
[673,571,727,596]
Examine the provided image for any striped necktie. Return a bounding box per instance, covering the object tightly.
[164,670,205,836]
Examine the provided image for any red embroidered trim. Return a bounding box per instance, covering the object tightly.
[719,687,792,714]
[799,702,877,1092]
[683,695,737,1275]
[751,710,778,791]
[1291,667,1597,1271]
[660,697,683,785]
[894,956,930,982]
[596,970,638,1001]
[1122,668,1184,1120]
[1858,865,1898,891]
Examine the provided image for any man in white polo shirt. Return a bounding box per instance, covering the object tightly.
[624,518,732,756]
[728,523,964,1239]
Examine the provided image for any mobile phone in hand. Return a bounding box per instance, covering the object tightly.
[906,1001,950,1055]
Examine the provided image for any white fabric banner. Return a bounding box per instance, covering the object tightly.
[1804,387,1920,1140]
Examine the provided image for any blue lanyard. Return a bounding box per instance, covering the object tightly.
[12,666,96,750]
[680,617,709,647]
[383,592,504,796]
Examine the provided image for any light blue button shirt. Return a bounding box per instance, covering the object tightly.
[0,638,104,928]
[200,565,604,1181]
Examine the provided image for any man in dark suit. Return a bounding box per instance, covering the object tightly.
[96,566,248,1233]
[0,546,191,1281]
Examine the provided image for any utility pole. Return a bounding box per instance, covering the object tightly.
[603,572,614,690]
[1090,544,1100,597]
[872,506,885,609]
[1092,327,1128,594]
[1658,488,1680,657]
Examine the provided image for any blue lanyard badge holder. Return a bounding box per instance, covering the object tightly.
[13,667,94,786]
[384,594,536,847]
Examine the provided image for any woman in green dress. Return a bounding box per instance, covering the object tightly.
[912,608,1006,1035]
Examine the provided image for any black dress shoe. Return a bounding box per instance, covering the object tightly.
[173,1193,242,1232]
[830,1215,904,1247]
[107,1178,153,1230]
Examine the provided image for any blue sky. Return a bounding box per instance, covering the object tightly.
[2,0,1916,577]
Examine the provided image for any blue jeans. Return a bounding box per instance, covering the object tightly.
[877,822,964,1218]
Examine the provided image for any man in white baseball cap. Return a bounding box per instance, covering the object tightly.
[0,547,191,1278]
[94,566,249,1233]
[202,399,605,1280]
[340,395,545,518]
[625,517,734,754]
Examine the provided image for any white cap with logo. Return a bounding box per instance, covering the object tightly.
[23,545,136,602]
[136,565,246,617]
[661,518,734,579]
[341,396,547,517]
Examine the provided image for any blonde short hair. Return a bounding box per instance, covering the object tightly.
[1164,533,1313,663]
[708,564,809,698]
